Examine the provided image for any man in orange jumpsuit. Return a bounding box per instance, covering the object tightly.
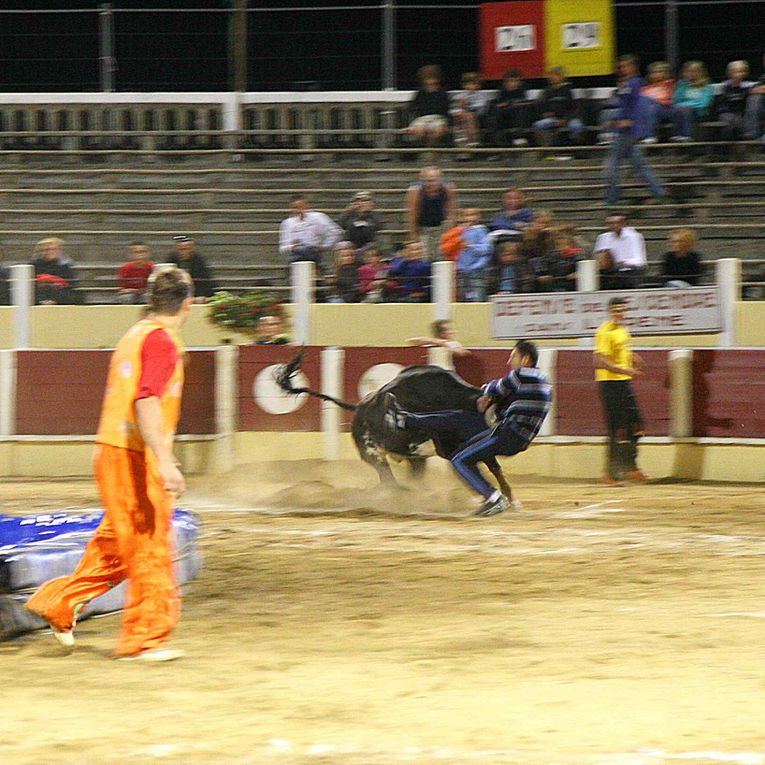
[26,267,192,661]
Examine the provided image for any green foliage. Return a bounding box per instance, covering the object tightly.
[207,290,286,330]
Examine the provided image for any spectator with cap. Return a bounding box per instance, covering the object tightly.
[337,191,385,250]
[593,213,647,289]
[167,235,216,302]
[116,241,154,304]
[278,193,343,269]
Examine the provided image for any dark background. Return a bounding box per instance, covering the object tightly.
[0,0,763,91]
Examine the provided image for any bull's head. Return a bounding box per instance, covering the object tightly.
[274,347,305,394]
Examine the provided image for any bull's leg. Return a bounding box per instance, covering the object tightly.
[484,457,513,502]
[408,457,427,479]
[353,429,397,486]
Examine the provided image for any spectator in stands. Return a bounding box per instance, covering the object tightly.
[519,211,557,292]
[0,246,9,306]
[661,228,703,287]
[338,191,384,250]
[405,65,451,147]
[406,165,457,261]
[254,314,289,345]
[451,72,492,147]
[31,237,78,305]
[604,54,665,205]
[672,60,715,141]
[486,69,533,147]
[167,235,216,302]
[278,193,343,269]
[491,238,523,294]
[717,60,753,143]
[357,245,389,303]
[326,241,360,303]
[488,187,534,233]
[455,208,492,302]
[745,53,765,141]
[387,240,431,302]
[116,241,154,304]
[593,213,647,289]
[640,61,676,143]
[547,224,586,292]
[532,66,584,149]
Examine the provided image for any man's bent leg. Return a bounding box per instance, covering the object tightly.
[450,428,503,499]
[98,446,180,657]
[405,409,487,442]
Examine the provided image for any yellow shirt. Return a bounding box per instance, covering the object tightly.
[594,320,632,381]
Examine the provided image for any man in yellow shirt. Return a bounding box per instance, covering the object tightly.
[594,296,648,485]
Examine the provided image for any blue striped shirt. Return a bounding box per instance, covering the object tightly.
[483,366,552,444]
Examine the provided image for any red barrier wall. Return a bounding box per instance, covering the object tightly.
[556,350,671,436]
[692,350,765,438]
[15,350,216,436]
[238,344,323,432]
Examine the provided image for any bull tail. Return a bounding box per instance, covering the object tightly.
[274,348,358,412]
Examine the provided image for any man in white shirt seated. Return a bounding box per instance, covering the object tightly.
[278,193,343,270]
[593,213,647,289]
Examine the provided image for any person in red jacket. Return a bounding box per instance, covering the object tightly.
[117,242,155,304]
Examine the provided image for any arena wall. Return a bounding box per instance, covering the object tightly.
[1,344,763,483]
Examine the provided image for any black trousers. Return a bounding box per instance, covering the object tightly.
[598,380,644,478]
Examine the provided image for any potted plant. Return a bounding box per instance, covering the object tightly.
[207,290,287,342]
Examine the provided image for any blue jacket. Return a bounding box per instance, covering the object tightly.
[457,225,492,273]
[388,256,431,297]
[617,75,651,139]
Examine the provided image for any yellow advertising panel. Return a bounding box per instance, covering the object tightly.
[544,0,615,76]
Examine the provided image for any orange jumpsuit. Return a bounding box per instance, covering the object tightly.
[26,319,185,656]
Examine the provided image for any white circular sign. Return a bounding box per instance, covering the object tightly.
[254,365,309,415]
[358,363,404,400]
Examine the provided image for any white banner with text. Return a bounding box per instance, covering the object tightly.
[491,288,722,339]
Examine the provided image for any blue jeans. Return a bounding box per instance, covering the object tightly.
[533,116,584,139]
[745,93,764,139]
[672,104,696,138]
[642,100,673,138]
[459,272,487,302]
[605,133,664,205]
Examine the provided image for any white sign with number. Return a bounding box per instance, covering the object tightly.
[491,288,722,339]
[562,22,601,50]
[495,25,536,53]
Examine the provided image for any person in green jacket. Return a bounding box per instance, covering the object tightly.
[671,60,715,141]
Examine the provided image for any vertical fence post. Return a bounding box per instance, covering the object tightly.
[99,3,116,92]
[669,348,693,439]
[382,0,397,90]
[537,348,557,437]
[716,258,740,348]
[212,344,238,474]
[576,259,599,292]
[321,347,344,461]
[0,350,16,437]
[11,264,33,351]
[665,0,679,73]
[432,260,453,322]
[290,260,315,346]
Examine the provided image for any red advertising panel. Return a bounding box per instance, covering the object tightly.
[15,350,216,435]
[454,348,513,388]
[556,349,670,436]
[238,344,322,432]
[480,1,546,80]
[692,350,765,438]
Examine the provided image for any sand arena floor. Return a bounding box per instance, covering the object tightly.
[1,459,765,765]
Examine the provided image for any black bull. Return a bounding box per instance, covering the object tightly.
[275,350,512,497]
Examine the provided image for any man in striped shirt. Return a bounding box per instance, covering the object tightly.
[386,340,552,516]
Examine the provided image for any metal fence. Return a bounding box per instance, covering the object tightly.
[0,2,764,92]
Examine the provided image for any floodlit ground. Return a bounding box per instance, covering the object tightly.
[2,460,765,765]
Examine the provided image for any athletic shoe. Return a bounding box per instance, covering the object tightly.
[52,629,75,649]
[383,393,408,431]
[640,137,658,144]
[601,476,625,487]
[624,470,650,483]
[474,494,510,517]
[118,647,185,663]
[669,135,692,143]
[512,138,529,147]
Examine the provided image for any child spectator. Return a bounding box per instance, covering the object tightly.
[116,241,154,304]
[357,246,389,303]
[406,65,451,147]
[672,60,715,141]
[254,314,290,345]
[640,61,676,143]
[486,69,533,147]
[455,208,492,302]
[451,72,492,147]
[718,60,753,142]
[519,213,556,292]
[661,228,703,287]
[492,239,522,294]
[387,240,432,302]
[548,224,585,292]
[533,66,584,148]
[326,242,360,303]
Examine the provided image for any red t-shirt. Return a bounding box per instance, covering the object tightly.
[137,328,178,400]
[118,260,154,291]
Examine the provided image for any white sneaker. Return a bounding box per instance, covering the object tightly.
[52,629,75,649]
[118,647,185,662]
[669,135,692,143]
[474,494,510,517]
[512,138,529,147]
[640,137,658,144]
